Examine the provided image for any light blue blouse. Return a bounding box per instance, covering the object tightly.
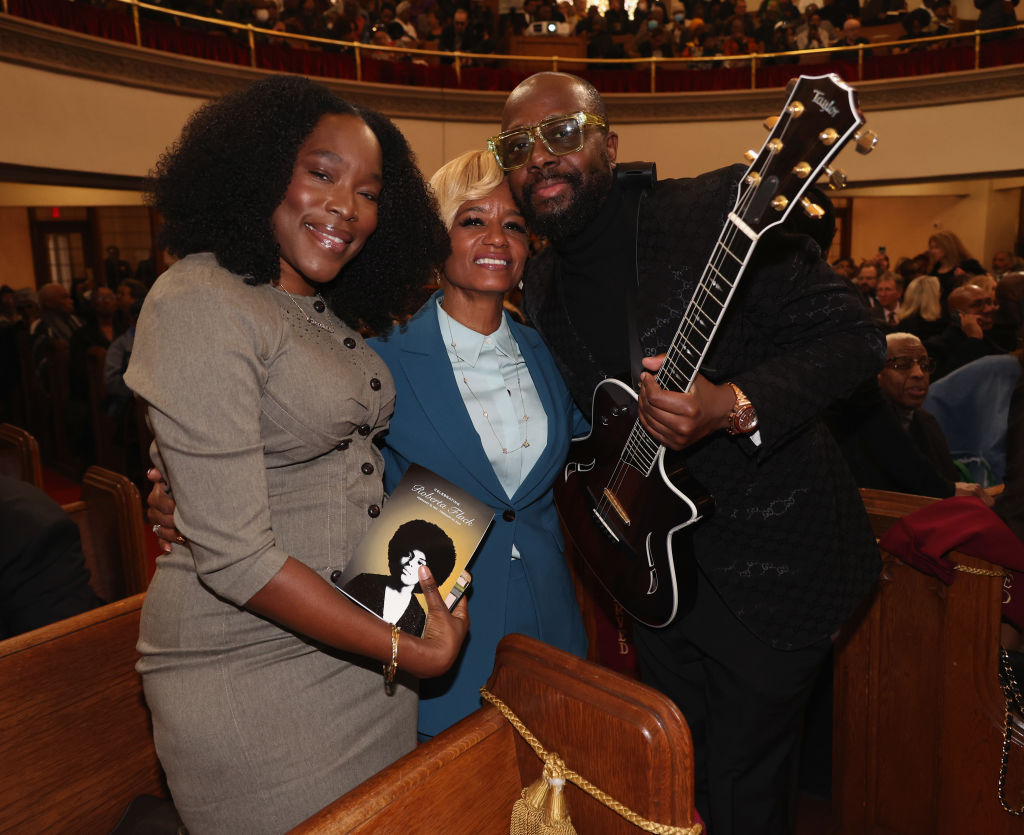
[435,298,548,510]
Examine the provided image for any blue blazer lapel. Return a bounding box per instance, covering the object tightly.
[392,296,509,504]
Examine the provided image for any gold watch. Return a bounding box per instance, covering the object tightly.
[726,382,759,436]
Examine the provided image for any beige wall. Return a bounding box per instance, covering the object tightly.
[0,207,34,291]
[0,60,1020,275]
[3,61,1023,183]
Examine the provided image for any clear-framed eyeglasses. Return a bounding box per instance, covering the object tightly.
[884,356,937,374]
[487,111,607,172]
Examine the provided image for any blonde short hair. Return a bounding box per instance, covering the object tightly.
[429,150,506,231]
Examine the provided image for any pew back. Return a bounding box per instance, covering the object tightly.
[0,594,165,834]
[0,422,43,488]
[294,633,696,833]
[833,488,1024,834]
[63,465,150,603]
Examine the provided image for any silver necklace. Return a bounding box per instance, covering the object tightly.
[278,285,335,333]
[442,305,530,455]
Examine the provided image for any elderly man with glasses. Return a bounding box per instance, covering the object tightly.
[830,331,992,502]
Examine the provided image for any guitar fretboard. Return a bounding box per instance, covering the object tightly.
[621,217,757,477]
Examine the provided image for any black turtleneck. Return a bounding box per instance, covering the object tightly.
[553,176,637,383]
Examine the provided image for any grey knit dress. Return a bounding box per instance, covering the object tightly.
[125,254,416,834]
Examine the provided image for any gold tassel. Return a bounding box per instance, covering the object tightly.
[510,753,577,835]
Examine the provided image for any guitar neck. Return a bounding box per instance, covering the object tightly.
[621,215,757,478]
[657,217,757,396]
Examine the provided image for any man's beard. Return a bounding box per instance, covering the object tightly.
[517,155,614,244]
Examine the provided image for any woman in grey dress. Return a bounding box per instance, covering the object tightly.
[124,76,467,834]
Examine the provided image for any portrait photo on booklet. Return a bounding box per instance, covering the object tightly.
[331,464,493,636]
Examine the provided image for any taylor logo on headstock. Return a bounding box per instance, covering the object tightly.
[554,74,878,628]
[811,89,840,117]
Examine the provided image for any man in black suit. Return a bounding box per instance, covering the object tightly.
[496,72,883,834]
[0,475,101,638]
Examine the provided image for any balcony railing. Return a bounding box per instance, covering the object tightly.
[4,0,1023,92]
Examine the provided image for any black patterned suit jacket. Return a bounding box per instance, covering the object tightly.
[523,165,885,649]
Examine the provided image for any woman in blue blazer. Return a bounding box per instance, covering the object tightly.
[371,150,588,738]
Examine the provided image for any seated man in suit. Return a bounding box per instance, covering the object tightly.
[0,475,101,638]
[829,333,992,503]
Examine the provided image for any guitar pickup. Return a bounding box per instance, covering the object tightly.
[602,489,631,526]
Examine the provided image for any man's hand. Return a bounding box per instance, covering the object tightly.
[957,312,984,340]
[637,355,736,451]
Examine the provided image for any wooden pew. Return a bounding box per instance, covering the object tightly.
[832,488,1024,834]
[63,465,150,603]
[294,633,697,834]
[0,422,43,488]
[0,594,168,834]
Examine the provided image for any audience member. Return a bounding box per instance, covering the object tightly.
[996,271,1024,336]
[855,260,882,310]
[604,0,633,33]
[828,333,987,501]
[0,475,102,638]
[974,0,1020,38]
[993,250,1024,279]
[928,0,959,35]
[102,245,133,289]
[440,8,488,62]
[832,17,871,59]
[796,7,835,48]
[832,255,856,282]
[925,352,1022,485]
[33,282,83,364]
[0,285,17,327]
[391,1,421,46]
[68,285,119,402]
[926,281,1005,379]
[898,273,946,340]
[994,358,1024,540]
[874,273,903,329]
[587,14,628,63]
[115,278,148,334]
[928,229,985,313]
[894,7,932,52]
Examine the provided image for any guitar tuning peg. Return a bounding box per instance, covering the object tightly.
[818,128,839,147]
[771,195,789,211]
[825,167,847,190]
[744,149,758,163]
[786,101,805,117]
[764,115,779,131]
[800,197,825,220]
[855,129,879,155]
[785,78,797,95]
[792,162,812,179]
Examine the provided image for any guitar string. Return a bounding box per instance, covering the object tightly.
[598,171,762,519]
[596,111,792,520]
[602,154,767,510]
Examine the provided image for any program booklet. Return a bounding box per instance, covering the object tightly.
[330,463,494,637]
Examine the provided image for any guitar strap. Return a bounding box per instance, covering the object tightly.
[615,162,658,388]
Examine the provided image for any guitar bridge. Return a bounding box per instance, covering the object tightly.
[602,489,631,526]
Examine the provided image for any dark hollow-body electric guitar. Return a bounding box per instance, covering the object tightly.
[554,74,876,627]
